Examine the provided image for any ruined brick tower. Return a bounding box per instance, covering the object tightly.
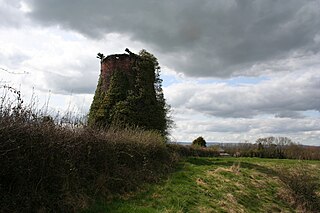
[99,53,138,93]
[88,50,140,126]
[88,49,169,135]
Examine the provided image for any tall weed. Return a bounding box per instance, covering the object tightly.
[277,163,320,212]
[0,87,175,212]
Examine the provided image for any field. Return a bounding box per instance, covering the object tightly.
[86,157,320,213]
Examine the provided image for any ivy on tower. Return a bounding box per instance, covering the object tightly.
[88,49,171,137]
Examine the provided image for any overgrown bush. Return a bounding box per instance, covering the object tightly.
[167,144,219,157]
[0,111,176,212]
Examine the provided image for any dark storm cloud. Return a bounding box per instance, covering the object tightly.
[27,0,320,77]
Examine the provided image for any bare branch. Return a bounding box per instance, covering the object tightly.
[0,67,30,75]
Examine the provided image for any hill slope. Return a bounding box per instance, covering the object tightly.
[87,157,320,213]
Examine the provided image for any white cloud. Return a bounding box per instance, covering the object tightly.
[170,114,320,145]
[165,69,320,118]
[0,0,28,28]
[164,68,320,144]
[0,24,146,117]
[0,25,149,94]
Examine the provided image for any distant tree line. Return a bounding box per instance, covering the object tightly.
[222,137,320,160]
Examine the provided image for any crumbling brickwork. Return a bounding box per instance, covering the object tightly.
[88,50,169,136]
[100,54,138,92]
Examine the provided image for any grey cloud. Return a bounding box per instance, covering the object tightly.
[166,70,320,118]
[27,0,320,77]
[274,111,305,119]
[45,73,97,94]
[0,0,29,28]
[203,122,252,133]
[173,116,320,137]
[0,52,30,70]
[43,61,99,95]
[259,118,320,134]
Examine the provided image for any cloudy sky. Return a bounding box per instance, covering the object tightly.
[1,0,320,145]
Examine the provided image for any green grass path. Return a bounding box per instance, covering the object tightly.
[86,157,320,213]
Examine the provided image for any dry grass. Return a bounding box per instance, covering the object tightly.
[276,164,320,212]
[196,178,208,187]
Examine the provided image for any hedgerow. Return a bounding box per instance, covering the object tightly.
[0,114,175,212]
[0,85,219,212]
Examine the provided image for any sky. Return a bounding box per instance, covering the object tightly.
[0,0,320,145]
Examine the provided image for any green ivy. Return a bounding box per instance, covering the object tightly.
[88,50,172,138]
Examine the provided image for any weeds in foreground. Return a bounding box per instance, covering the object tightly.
[0,113,176,212]
[0,86,219,212]
[277,163,320,212]
[0,86,174,212]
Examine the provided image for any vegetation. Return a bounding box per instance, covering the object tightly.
[223,136,320,160]
[277,163,320,211]
[89,50,172,137]
[192,136,207,147]
[1,87,320,212]
[0,117,175,212]
[167,143,219,158]
[2,68,320,212]
[87,157,320,213]
[0,88,172,212]
[0,86,219,212]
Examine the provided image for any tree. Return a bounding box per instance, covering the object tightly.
[192,136,206,147]
[255,136,294,158]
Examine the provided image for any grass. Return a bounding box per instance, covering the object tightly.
[85,157,320,213]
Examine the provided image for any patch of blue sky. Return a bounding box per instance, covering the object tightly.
[162,73,270,87]
[161,73,183,87]
[60,31,84,41]
[50,26,83,41]
[302,110,320,118]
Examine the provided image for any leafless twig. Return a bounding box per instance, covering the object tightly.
[0,67,30,75]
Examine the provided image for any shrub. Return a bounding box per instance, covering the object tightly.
[167,144,219,157]
[0,111,176,212]
[0,86,218,212]
[277,164,320,212]
[192,136,206,147]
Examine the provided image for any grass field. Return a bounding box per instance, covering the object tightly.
[85,157,320,213]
